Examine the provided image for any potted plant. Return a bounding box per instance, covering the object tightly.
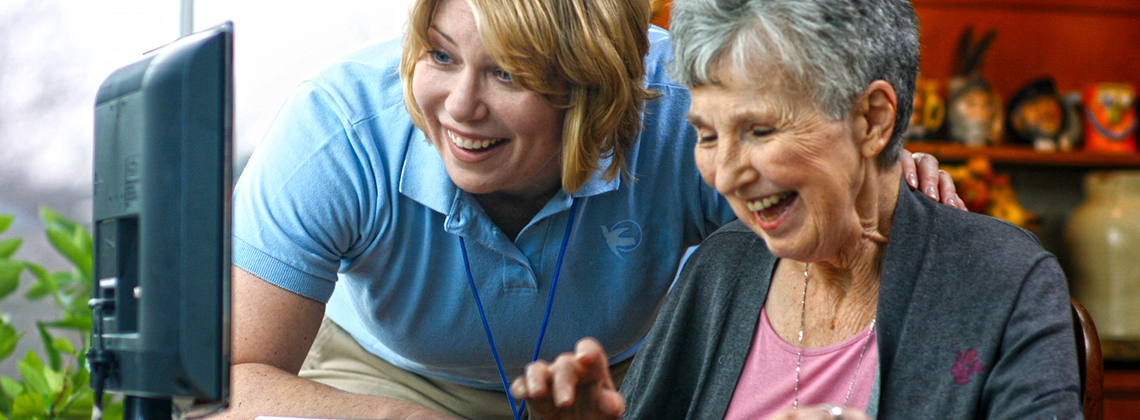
[0,208,122,420]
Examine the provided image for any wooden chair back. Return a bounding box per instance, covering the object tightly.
[1072,297,1104,420]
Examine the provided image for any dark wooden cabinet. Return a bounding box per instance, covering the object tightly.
[1105,367,1140,420]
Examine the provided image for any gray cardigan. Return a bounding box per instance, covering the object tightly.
[619,180,1082,419]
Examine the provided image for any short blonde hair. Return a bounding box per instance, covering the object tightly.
[401,0,656,193]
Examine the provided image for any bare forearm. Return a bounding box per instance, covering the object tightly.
[212,363,456,420]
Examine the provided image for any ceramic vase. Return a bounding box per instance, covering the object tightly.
[1065,171,1140,358]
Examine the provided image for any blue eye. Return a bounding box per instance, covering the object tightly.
[428,49,451,64]
[493,69,512,82]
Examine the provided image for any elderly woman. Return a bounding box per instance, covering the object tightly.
[510,0,1081,419]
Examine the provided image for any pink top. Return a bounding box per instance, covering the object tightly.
[724,308,878,420]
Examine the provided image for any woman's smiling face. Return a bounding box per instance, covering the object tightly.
[412,0,565,197]
[689,64,868,261]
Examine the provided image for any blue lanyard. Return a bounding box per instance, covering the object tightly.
[459,198,579,420]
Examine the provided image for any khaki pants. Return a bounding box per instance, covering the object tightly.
[299,317,631,419]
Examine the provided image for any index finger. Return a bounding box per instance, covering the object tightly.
[573,338,613,386]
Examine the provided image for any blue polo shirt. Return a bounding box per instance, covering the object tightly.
[232,27,736,388]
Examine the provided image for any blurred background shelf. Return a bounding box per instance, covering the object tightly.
[908,142,1140,168]
[906,4,1140,414]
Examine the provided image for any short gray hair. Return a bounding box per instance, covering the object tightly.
[669,0,919,166]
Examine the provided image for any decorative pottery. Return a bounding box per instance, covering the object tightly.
[905,77,946,141]
[947,76,1004,147]
[1065,171,1140,358]
[1007,78,1064,152]
[946,27,1003,147]
[1082,82,1137,153]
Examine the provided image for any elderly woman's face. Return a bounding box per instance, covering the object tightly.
[689,66,866,260]
[412,0,565,196]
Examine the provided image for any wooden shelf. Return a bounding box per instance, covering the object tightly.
[907,142,1140,167]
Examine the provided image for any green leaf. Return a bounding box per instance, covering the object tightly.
[62,407,92,420]
[22,281,50,301]
[42,367,65,395]
[60,392,93,420]
[43,318,91,332]
[0,322,20,361]
[51,337,76,356]
[102,398,124,420]
[17,351,50,395]
[0,260,22,301]
[39,207,74,231]
[24,263,50,285]
[20,265,51,307]
[36,323,62,371]
[19,349,44,369]
[53,271,75,287]
[75,227,94,271]
[40,208,93,282]
[0,238,20,259]
[54,272,76,291]
[70,369,89,398]
[1,376,24,399]
[24,269,60,306]
[11,392,47,419]
[45,228,85,273]
[0,214,12,234]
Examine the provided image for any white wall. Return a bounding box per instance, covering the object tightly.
[0,0,412,377]
[195,0,414,162]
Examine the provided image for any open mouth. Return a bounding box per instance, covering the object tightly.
[447,129,506,150]
[746,191,798,222]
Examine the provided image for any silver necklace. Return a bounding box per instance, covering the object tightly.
[792,263,877,409]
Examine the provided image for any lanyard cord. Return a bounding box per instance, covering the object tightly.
[459,199,579,420]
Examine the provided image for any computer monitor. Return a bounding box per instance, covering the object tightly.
[91,22,232,419]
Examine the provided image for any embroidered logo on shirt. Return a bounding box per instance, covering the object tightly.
[600,220,642,258]
[952,348,987,385]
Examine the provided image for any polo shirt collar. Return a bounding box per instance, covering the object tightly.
[572,154,620,198]
[398,129,457,215]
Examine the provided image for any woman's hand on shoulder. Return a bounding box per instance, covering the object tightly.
[510,337,625,420]
[901,149,967,210]
[765,404,873,420]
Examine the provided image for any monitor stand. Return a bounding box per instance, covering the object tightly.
[124,396,171,420]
